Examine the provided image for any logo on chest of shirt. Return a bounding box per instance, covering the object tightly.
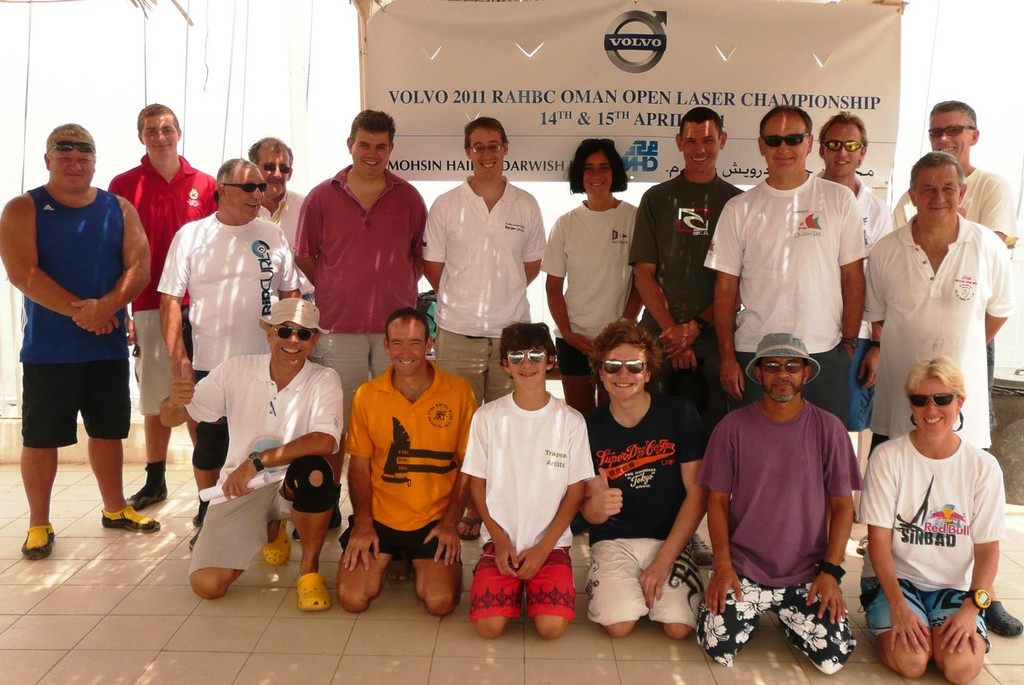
[676,207,710,236]
[427,403,453,429]
[624,467,657,489]
[251,240,274,315]
[545,449,568,469]
[895,477,970,548]
[187,187,201,207]
[504,222,525,233]
[793,211,823,237]
[953,274,977,301]
[611,229,630,244]
[383,417,457,486]
[596,438,676,479]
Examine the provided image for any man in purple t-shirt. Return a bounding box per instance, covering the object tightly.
[696,333,861,673]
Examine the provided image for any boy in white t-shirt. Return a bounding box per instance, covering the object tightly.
[461,323,594,639]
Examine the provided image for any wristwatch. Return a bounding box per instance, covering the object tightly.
[247,451,265,472]
[692,316,711,333]
[814,560,846,581]
[970,588,992,610]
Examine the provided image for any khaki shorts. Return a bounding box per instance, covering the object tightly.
[133,309,171,416]
[586,538,703,628]
[189,483,292,574]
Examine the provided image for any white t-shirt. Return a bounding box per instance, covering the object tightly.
[158,214,301,371]
[260,190,313,297]
[853,179,894,338]
[541,201,637,339]
[892,167,1019,237]
[423,180,547,337]
[858,434,1005,591]
[186,354,343,491]
[461,393,594,553]
[704,175,866,353]
[865,217,1015,446]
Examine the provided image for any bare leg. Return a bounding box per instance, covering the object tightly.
[875,629,931,679]
[89,438,129,512]
[190,567,243,599]
[534,614,571,640]
[337,552,392,613]
[933,631,985,685]
[144,415,171,465]
[22,447,58,527]
[473,615,509,639]
[293,509,331,575]
[560,375,597,415]
[412,557,462,616]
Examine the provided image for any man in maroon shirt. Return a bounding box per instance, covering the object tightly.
[109,103,217,509]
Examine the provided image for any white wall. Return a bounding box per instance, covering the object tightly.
[0,0,1021,411]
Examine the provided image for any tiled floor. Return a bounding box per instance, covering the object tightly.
[0,420,1023,684]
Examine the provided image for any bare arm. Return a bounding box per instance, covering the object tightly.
[159,375,195,427]
[469,474,517,576]
[704,488,742,614]
[523,259,542,285]
[985,314,1008,344]
[160,293,189,378]
[640,461,708,607]
[424,472,471,565]
[839,259,866,345]
[633,262,675,331]
[0,195,82,316]
[807,495,854,622]
[294,255,316,285]
[712,272,744,401]
[936,541,1000,653]
[278,289,300,299]
[545,274,592,355]
[621,279,643,321]
[341,455,379,570]
[423,259,444,292]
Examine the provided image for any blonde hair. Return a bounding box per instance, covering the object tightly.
[904,356,967,399]
[46,124,95,152]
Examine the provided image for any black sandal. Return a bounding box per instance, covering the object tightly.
[985,600,1023,637]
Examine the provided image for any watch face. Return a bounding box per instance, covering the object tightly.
[975,589,992,608]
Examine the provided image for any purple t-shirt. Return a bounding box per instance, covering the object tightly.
[698,402,861,586]
[295,167,426,333]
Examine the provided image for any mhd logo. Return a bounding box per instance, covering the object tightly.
[623,139,659,173]
[604,10,668,73]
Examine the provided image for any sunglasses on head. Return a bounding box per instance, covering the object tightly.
[53,140,96,154]
[222,182,268,193]
[507,349,547,364]
[823,140,864,152]
[759,360,805,374]
[762,133,809,148]
[275,325,314,341]
[908,393,956,407]
[262,162,292,174]
[601,359,646,374]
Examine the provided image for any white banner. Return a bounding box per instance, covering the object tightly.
[365,0,900,186]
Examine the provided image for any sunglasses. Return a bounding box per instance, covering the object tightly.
[275,325,314,341]
[761,133,809,148]
[927,125,976,138]
[759,360,805,374]
[601,359,646,374]
[262,162,292,174]
[822,140,864,152]
[53,140,96,154]
[908,393,956,407]
[507,349,547,364]
[222,182,268,193]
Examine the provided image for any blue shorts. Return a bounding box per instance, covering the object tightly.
[860,577,989,651]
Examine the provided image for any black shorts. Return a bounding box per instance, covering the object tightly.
[555,337,592,376]
[340,516,443,560]
[22,360,131,448]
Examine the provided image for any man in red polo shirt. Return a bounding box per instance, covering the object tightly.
[109,103,217,510]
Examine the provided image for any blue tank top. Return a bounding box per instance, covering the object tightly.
[21,186,129,363]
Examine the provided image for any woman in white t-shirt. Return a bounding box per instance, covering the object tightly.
[859,356,1006,684]
[541,138,640,414]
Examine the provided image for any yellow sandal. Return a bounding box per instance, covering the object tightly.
[297,572,331,611]
[262,520,292,566]
[22,524,55,560]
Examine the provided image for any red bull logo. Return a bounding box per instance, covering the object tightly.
[924,504,969,536]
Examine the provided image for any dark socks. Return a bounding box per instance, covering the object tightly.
[143,460,166,491]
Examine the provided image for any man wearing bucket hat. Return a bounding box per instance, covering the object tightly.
[695,332,862,673]
[160,298,342,610]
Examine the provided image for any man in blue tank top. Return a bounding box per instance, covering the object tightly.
[0,124,159,561]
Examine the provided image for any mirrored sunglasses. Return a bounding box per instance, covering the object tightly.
[507,349,547,364]
[823,140,864,152]
[601,359,646,374]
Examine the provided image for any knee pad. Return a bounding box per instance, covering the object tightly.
[192,420,229,470]
[286,455,339,513]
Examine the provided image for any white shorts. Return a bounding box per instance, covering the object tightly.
[586,538,704,628]
[189,483,292,574]
[133,310,171,416]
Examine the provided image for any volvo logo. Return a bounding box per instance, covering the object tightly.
[604,10,668,73]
